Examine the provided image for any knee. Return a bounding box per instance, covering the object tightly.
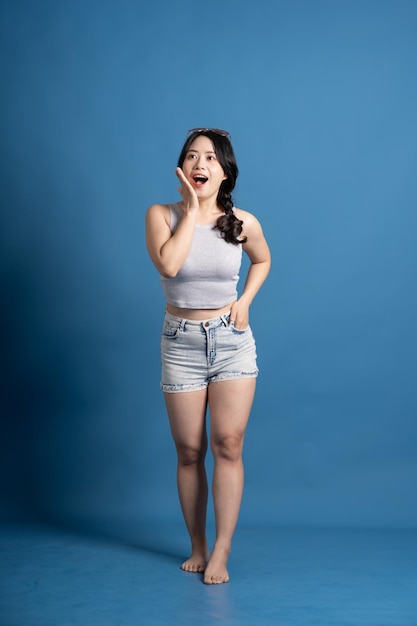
[176,444,206,467]
[212,435,243,463]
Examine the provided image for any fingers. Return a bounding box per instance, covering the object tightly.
[175,167,194,190]
[175,167,189,192]
[229,301,237,325]
[175,167,187,183]
[230,314,249,330]
[175,167,198,212]
[229,301,249,330]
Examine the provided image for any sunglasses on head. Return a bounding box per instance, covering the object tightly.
[187,127,231,139]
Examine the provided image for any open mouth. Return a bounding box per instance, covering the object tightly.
[193,175,208,185]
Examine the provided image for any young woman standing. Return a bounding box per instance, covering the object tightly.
[146,129,271,584]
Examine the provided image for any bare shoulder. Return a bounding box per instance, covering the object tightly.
[234,207,263,235]
[146,202,170,219]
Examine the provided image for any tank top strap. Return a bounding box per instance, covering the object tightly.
[168,203,182,233]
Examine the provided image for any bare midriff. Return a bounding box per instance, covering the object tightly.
[166,302,234,321]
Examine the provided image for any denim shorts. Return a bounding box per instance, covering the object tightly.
[161,310,258,393]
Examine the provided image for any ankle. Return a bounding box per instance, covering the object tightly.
[190,536,208,551]
[212,540,231,555]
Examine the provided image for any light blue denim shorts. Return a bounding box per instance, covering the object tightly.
[161,310,258,393]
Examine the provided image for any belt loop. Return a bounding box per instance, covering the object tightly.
[179,319,186,331]
[220,314,229,326]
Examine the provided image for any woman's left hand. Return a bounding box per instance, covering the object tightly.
[230,300,249,331]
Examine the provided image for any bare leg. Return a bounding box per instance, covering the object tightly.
[165,389,209,572]
[204,378,256,584]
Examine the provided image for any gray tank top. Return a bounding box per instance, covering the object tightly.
[160,203,242,308]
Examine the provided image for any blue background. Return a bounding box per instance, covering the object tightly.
[1,0,416,533]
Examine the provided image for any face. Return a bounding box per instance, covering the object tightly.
[181,134,227,201]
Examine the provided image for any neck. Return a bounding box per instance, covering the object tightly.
[196,197,222,214]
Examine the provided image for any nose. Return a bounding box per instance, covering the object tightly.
[193,156,206,170]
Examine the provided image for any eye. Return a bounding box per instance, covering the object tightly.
[207,155,216,161]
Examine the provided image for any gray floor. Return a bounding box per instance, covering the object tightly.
[1,523,416,625]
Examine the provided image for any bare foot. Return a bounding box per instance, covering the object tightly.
[203,544,230,584]
[181,543,208,573]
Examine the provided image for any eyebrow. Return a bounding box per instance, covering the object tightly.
[187,149,216,155]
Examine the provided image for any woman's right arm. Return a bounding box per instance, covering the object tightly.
[145,168,199,278]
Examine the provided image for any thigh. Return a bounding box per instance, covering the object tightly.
[164,389,209,450]
[208,378,256,441]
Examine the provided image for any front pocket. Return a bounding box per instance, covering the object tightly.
[230,322,249,335]
[162,321,180,339]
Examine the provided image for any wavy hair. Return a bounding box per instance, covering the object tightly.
[177,130,246,244]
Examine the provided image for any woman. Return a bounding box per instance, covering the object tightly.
[146,128,271,584]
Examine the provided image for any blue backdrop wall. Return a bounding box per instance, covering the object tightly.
[1,0,416,533]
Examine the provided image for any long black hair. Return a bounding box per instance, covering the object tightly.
[177,130,246,245]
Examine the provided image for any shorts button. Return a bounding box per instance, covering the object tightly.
[204,321,209,327]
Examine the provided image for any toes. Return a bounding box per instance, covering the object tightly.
[204,575,229,585]
[181,562,192,572]
[181,560,206,573]
[193,564,204,573]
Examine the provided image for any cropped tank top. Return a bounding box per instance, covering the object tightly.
[160,203,242,308]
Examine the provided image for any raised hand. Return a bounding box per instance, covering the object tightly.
[175,167,199,214]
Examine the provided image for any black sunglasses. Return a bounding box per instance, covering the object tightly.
[187,127,231,139]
